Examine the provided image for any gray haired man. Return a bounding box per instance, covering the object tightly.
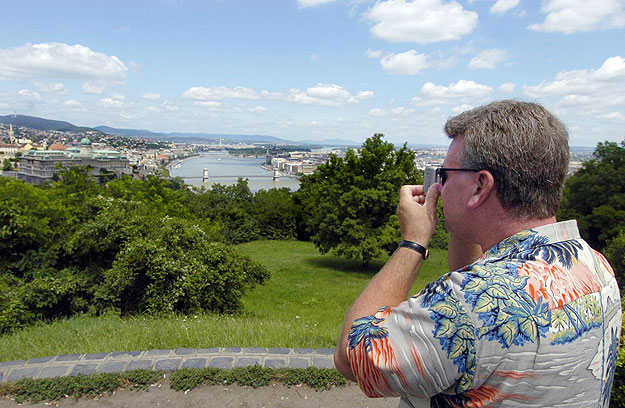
[334,100,621,407]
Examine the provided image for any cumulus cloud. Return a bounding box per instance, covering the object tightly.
[33,81,67,95]
[365,49,383,59]
[421,80,493,98]
[380,50,429,75]
[142,93,160,100]
[249,106,267,113]
[298,0,337,7]
[369,108,388,117]
[468,48,509,69]
[490,0,519,15]
[365,0,478,44]
[0,42,127,81]
[452,104,473,114]
[64,100,82,108]
[82,82,106,94]
[529,0,625,34]
[182,86,259,100]
[523,56,625,97]
[353,90,375,101]
[499,82,516,92]
[262,83,374,107]
[196,101,223,110]
[17,89,42,101]
[392,106,415,115]
[599,111,625,122]
[99,98,124,109]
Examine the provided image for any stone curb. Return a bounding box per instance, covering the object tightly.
[0,348,336,383]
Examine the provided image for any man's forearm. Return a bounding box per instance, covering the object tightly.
[334,247,424,381]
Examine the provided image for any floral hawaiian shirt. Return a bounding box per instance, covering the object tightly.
[347,220,621,407]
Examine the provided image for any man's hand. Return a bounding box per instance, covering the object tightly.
[396,184,440,246]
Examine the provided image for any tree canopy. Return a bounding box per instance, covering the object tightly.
[295,133,422,265]
[558,141,625,251]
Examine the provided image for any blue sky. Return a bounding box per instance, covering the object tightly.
[0,0,624,146]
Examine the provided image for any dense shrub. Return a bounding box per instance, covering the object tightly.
[0,175,269,333]
[184,179,300,244]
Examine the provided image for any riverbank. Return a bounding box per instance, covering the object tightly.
[165,153,199,171]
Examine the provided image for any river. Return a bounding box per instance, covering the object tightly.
[168,151,301,192]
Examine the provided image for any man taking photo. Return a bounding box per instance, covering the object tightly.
[334,100,621,407]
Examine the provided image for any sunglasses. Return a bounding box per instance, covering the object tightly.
[436,167,480,185]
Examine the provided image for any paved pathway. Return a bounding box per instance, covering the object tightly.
[0,348,336,383]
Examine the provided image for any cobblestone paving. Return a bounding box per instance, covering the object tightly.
[0,348,336,382]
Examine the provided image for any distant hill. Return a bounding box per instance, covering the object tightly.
[0,115,97,132]
[298,138,361,146]
[95,126,298,144]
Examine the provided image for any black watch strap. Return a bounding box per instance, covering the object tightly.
[398,240,429,259]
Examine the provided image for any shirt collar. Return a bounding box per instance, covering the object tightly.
[480,220,580,262]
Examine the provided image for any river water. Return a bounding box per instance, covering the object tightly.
[169,151,301,192]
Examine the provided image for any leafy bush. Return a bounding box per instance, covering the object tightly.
[605,230,625,291]
[0,174,270,333]
[559,141,625,251]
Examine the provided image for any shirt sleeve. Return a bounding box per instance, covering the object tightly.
[346,275,477,399]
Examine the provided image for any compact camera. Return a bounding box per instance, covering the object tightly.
[423,166,438,193]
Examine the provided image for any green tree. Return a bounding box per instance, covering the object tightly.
[295,133,421,266]
[558,141,625,251]
[253,188,299,240]
[184,179,261,244]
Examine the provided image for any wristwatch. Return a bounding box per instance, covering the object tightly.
[398,240,429,259]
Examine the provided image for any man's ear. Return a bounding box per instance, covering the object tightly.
[466,170,495,209]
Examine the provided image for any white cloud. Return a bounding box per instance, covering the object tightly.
[298,0,337,7]
[521,56,625,134]
[599,112,625,122]
[352,90,375,101]
[146,106,161,113]
[262,83,373,107]
[82,82,106,94]
[392,106,415,115]
[196,101,222,110]
[499,82,516,92]
[248,106,267,113]
[142,93,160,100]
[452,104,473,114]
[64,100,82,108]
[369,108,388,117]
[468,48,509,69]
[17,89,42,101]
[365,49,383,59]
[33,81,67,95]
[490,0,519,15]
[523,57,625,98]
[590,56,625,80]
[365,0,478,44]
[182,86,259,100]
[529,0,625,34]
[380,50,429,75]
[421,80,493,98]
[307,83,350,100]
[0,42,127,81]
[111,93,125,101]
[99,98,124,109]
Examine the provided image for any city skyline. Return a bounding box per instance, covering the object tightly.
[0,0,624,147]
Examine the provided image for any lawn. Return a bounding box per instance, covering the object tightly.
[0,240,448,361]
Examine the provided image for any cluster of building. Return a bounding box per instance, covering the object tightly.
[0,123,198,185]
[268,150,343,176]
